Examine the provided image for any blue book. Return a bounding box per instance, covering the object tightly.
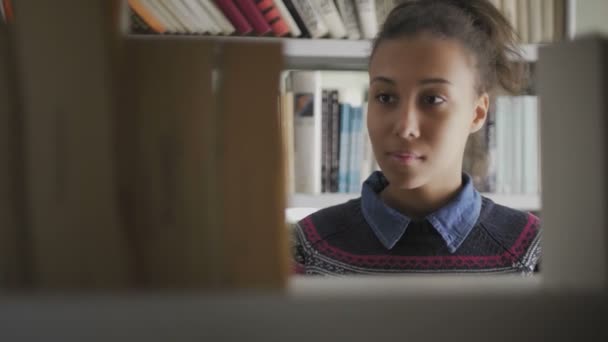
[338,103,351,193]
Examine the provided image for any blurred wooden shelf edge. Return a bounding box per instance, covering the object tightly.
[127,35,542,70]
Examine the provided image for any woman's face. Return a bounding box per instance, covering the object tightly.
[368,34,489,191]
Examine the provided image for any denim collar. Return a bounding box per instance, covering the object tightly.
[360,171,482,253]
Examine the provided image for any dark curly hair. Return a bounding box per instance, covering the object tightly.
[371,0,525,95]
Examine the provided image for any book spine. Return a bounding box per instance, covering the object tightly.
[128,0,167,33]
[338,103,351,193]
[255,0,290,37]
[321,90,331,193]
[329,90,341,193]
[528,0,543,44]
[542,0,555,42]
[145,0,180,33]
[273,0,302,37]
[2,0,12,23]
[290,0,329,38]
[517,0,529,43]
[156,0,192,33]
[501,0,518,39]
[282,0,311,37]
[495,96,507,193]
[177,0,214,34]
[235,0,273,35]
[198,0,237,35]
[214,0,254,34]
[291,71,322,194]
[485,101,498,193]
[314,0,347,39]
[523,96,539,194]
[281,91,296,196]
[335,0,362,40]
[354,0,378,39]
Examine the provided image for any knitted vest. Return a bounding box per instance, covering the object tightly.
[293,197,541,275]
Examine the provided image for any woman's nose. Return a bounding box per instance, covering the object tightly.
[393,103,420,139]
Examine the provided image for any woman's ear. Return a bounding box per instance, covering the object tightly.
[470,92,489,133]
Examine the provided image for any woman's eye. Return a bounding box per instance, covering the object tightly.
[422,95,445,105]
[376,93,395,104]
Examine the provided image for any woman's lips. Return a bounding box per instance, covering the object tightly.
[387,152,424,165]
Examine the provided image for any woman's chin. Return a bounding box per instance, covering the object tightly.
[383,169,429,190]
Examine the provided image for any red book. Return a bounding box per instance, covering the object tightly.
[3,0,13,23]
[255,0,290,37]
[214,0,254,35]
[234,0,272,35]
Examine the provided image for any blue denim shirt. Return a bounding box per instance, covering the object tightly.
[360,171,482,253]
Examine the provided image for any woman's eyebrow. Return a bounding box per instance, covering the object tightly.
[419,78,452,85]
[370,76,396,85]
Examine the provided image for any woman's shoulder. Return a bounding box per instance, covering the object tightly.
[477,196,541,272]
[293,197,364,243]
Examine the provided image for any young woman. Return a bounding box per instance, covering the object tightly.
[293,0,540,275]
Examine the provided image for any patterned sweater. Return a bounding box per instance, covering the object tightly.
[292,197,541,275]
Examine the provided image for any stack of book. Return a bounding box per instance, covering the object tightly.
[281,70,377,195]
[129,0,404,39]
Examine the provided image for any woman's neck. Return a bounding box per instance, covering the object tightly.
[380,172,463,219]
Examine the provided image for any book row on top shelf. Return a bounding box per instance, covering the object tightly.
[127,0,567,44]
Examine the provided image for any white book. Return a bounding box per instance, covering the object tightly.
[313,0,347,39]
[512,96,524,194]
[522,96,539,194]
[528,0,543,44]
[354,0,378,39]
[274,0,302,37]
[517,0,529,43]
[542,0,555,42]
[495,96,509,194]
[197,0,235,35]
[501,0,518,38]
[147,0,187,33]
[143,0,180,33]
[291,0,329,38]
[335,0,362,40]
[290,71,323,194]
[175,0,210,34]
[159,0,194,33]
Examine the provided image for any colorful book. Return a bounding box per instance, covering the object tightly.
[128,0,167,33]
[338,102,352,193]
[282,0,311,37]
[196,0,237,35]
[329,90,341,193]
[215,0,254,35]
[255,0,290,37]
[321,89,331,192]
[235,0,273,35]
[273,0,302,37]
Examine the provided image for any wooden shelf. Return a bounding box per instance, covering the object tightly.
[127,35,540,70]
